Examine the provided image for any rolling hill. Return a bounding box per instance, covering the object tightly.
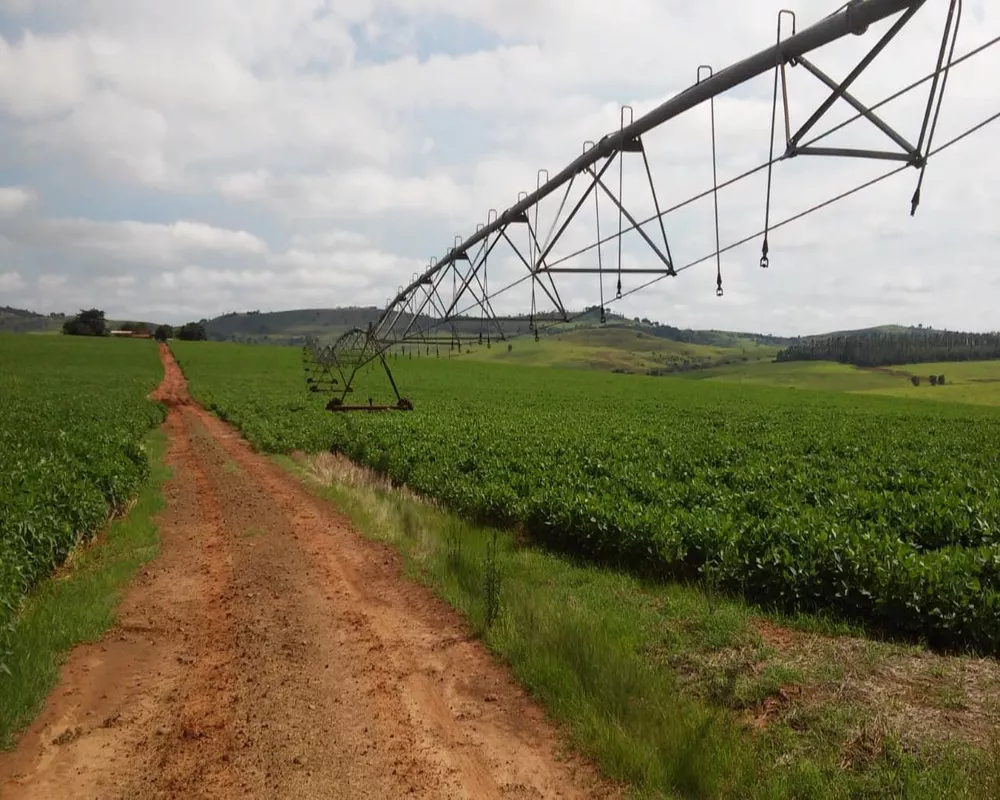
[0,307,169,335]
[455,326,780,373]
[0,307,66,334]
[197,306,812,373]
[205,307,383,343]
[195,308,985,375]
[204,307,557,344]
[6,302,979,378]
[201,306,796,345]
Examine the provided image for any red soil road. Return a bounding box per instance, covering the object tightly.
[0,344,616,799]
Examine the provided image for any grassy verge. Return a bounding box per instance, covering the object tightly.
[280,452,1000,800]
[0,429,170,748]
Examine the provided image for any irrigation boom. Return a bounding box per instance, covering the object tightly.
[302,0,997,411]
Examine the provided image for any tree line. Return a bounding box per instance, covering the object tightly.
[776,329,1000,367]
[61,309,208,341]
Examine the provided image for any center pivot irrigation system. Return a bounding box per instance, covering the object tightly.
[304,0,999,411]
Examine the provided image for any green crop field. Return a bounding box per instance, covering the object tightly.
[173,340,1000,654]
[0,335,165,669]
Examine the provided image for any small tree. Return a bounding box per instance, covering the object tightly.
[62,308,108,337]
[154,324,174,342]
[910,375,921,387]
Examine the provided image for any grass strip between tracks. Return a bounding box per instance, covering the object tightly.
[279,451,1000,800]
[0,430,169,749]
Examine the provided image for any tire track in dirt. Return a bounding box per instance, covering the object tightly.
[0,344,615,799]
[139,406,239,798]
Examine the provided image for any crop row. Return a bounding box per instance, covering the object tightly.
[173,341,1000,653]
[0,336,165,667]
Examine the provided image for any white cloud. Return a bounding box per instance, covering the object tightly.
[218,168,467,217]
[0,271,26,291]
[0,218,267,264]
[95,274,137,289]
[37,273,67,290]
[0,186,36,215]
[0,33,90,120]
[289,230,371,250]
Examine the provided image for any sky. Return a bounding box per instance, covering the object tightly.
[0,0,997,335]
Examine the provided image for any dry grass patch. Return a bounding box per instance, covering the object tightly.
[743,619,1000,751]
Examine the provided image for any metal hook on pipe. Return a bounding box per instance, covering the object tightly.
[474,223,487,338]
[779,10,798,63]
[778,10,798,146]
[516,191,537,328]
[426,260,436,297]
[534,169,549,266]
[699,65,724,298]
[583,139,607,319]
[761,10,797,270]
[616,107,635,299]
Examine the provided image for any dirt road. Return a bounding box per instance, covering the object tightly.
[0,345,612,799]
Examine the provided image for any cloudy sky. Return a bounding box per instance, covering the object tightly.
[0,0,997,335]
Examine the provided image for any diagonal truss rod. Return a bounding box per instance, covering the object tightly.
[585,163,675,276]
[787,2,924,148]
[794,55,918,156]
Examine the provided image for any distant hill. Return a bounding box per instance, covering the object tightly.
[205,307,382,343]
[199,305,799,374]
[799,324,923,340]
[2,304,975,366]
[7,303,988,375]
[459,325,781,374]
[0,307,168,335]
[205,307,550,345]
[202,305,801,349]
[778,327,1000,368]
[0,307,66,334]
